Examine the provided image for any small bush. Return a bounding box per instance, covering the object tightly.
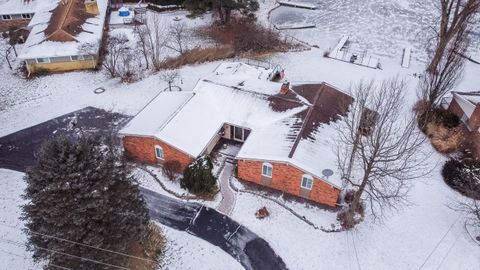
[200,21,292,55]
[323,51,330,57]
[162,160,181,181]
[418,108,460,130]
[442,158,480,199]
[181,155,217,194]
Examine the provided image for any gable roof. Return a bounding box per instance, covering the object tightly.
[44,0,94,42]
[120,62,353,188]
[18,0,108,59]
[452,91,480,117]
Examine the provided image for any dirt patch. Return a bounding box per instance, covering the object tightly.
[425,122,465,154]
[127,222,166,270]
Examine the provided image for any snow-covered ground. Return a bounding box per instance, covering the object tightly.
[1,2,480,269]
[0,169,38,270]
[158,224,243,270]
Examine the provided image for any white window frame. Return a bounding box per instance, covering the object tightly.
[262,162,273,178]
[35,57,50,64]
[301,174,313,190]
[70,55,85,61]
[461,113,469,124]
[154,145,164,160]
[2,15,12,20]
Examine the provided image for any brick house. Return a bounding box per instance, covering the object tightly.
[119,62,353,207]
[0,0,36,32]
[447,91,480,132]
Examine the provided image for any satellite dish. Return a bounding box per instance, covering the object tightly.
[322,169,334,178]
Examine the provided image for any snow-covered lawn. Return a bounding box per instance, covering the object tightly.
[231,159,480,269]
[157,224,243,270]
[0,169,38,270]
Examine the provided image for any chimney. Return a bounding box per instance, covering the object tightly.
[84,0,99,15]
[280,81,290,94]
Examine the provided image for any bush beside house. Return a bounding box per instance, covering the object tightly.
[181,155,217,193]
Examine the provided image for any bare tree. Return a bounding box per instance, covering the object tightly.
[419,28,468,110]
[428,0,480,73]
[144,14,168,70]
[103,33,131,78]
[336,78,430,228]
[133,23,150,69]
[160,69,180,91]
[166,22,189,54]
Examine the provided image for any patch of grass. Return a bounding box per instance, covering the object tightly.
[425,121,465,154]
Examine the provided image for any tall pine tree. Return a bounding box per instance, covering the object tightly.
[21,135,150,269]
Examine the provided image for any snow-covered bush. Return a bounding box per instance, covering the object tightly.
[442,158,480,199]
[181,155,217,193]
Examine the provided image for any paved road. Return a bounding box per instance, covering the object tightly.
[141,188,287,270]
[0,107,288,270]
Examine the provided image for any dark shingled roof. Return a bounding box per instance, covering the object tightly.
[287,83,353,158]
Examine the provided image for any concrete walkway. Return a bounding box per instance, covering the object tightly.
[216,162,237,215]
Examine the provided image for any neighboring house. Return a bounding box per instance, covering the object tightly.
[447,91,480,132]
[119,62,354,207]
[0,0,36,32]
[18,0,108,75]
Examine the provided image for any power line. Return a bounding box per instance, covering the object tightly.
[0,247,72,270]
[0,237,131,270]
[350,231,362,270]
[0,222,157,264]
[418,215,461,270]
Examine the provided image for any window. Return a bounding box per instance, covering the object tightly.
[461,113,469,124]
[262,163,272,178]
[21,13,32,19]
[301,174,313,190]
[2,15,12,20]
[70,55,84,61]
[35,58,50,64]
[154,145,164,160]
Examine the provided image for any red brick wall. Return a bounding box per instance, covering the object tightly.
[448,98,464,119]
[122,136,193,169]
[468,105,480,131]
[237,159,340,207]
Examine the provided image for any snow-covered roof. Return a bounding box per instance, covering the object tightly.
[452,91,480,117]
[120,62,352,188]
[0,0,37,16]
[120,91,194,137]
[18,0,108,59]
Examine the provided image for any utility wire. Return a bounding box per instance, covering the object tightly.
[418,215,461,270]
[0,247,72,270]
[0,222,157,264]
[0,237,131,270]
